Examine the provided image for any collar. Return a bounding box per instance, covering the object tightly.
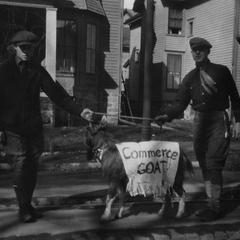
[195,59,210,70]
[92,145,108,167]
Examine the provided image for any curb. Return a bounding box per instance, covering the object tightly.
[0,161,101,173]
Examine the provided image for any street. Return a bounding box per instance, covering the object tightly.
[1,168,240,239]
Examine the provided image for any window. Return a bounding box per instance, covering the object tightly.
[123,26,130,53]
[168,8,183,35]
[187,19,194,36]
[86,23,96,74]
[57,20,77,73]
[167,54,182,90]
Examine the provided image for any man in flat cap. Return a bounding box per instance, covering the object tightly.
[0,30,93,223]
[155,37,240,221]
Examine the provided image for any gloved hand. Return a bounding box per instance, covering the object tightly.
[154,114,169,126]
[81,108,94,122]
[232,122,240,140]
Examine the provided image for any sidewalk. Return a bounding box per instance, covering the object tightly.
[1,168,240,239]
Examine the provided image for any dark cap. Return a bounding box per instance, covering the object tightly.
[9,30,37,46]
[189,37,212,50]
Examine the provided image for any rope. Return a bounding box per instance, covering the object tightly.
[93,111,163,131]
[93,111,155,122]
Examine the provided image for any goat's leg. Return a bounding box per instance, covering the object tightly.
[117,189,129,219]
[158,202,166,218]
[176,192,186,219]
[174,186,186,219]
[158,194,170,218]
[101,193,117,222]
[173,160,186,219]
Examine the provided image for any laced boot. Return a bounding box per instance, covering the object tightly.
[197,184,222,221]
[195,180,212,217]
[26,182,43,219]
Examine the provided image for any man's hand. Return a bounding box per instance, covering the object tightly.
[232,122,240,140]
[81,108,94,122]
[154,114,169,126]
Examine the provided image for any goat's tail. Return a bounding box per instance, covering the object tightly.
[181,150,194,176]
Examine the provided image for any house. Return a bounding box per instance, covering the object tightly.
[127,0,240,119]
[0,0,123,126]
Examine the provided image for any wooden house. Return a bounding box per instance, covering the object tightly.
[0,0,123,125]
[127,0,240,119]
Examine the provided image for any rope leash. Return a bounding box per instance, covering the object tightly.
[93,111,156,122]
[92,111,163,132]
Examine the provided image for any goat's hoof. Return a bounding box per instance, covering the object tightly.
[100,215,111,222]
[100,213,117,223]
[118,207,131,219]
[175,212,185,219]
[158,211,164,219]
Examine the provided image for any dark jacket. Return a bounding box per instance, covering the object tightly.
[166,60,240,122]
[0,58,81,136]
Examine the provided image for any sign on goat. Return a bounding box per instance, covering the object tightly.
[116,141,180,197]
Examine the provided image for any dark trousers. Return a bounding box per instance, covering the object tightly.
[193,111,230,207]
[193,111,230,174]
[3,131,43,210]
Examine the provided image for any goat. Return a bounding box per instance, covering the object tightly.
[83,119,193,222]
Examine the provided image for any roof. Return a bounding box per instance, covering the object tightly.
[124,12,142,26]
[85,0,105,16]
[132,0,210,11]
[161,0,210,8]
[123,59,129,68]
[54,0,105,16]
[0,0,105,15]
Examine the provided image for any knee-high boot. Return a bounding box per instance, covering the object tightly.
[13,185,35,223]
[198,168,223,221]
[209,184,221,211]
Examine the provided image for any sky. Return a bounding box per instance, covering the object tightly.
[124,0,134,9]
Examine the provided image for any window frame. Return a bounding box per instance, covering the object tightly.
[187,18,194,37]
[168,8,183,35]
[85,22,97,74]
[56,18,77,74]
[166,53,182,91]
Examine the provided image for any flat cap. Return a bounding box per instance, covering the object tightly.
[189,37,212,50]
[9,30,37,45]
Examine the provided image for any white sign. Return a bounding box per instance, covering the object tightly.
[116,141,180,197]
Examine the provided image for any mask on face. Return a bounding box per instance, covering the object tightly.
[14,44,34,62]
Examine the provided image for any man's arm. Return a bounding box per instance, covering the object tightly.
[155,73,192,124]
[225,66,240,139]
[39,66,92,118]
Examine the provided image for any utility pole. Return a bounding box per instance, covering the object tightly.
[141,0,154,140]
